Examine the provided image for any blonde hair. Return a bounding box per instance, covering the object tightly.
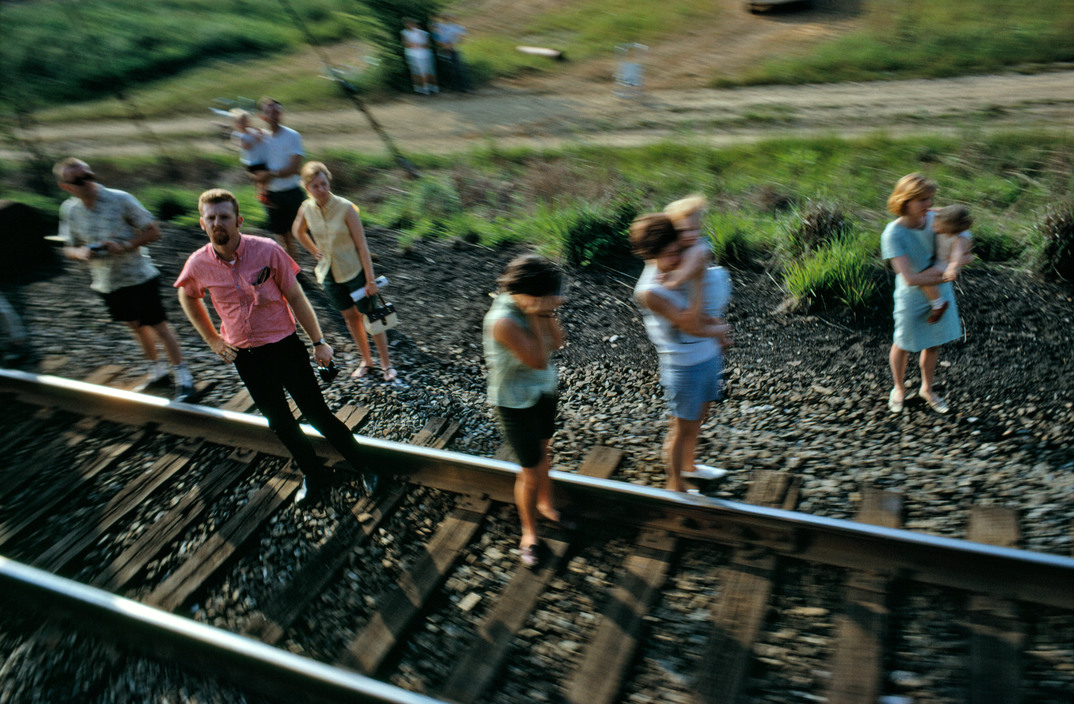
[53,157,87,182]
[665,194,706,229]
[934,204,973,233]
[300,161,332,185]
[887,173,937,216]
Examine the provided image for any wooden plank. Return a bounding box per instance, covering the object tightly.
[565,529,677,704]
[0,427,149,550]
[826,487,904,704]
[145,467,303,612]
[34,440,203,572]
[693,470,798,704]
[437,445,621,703]
[243,483,408,644]
[220,388,256,413]
[83,364,124,386]
[339,495,491,675]
[438,534,571,704]
[576,446,623,478]
[966,505,1024,704]
[0,408,59,466]
[243,417,450,646]
[91,448,257,592]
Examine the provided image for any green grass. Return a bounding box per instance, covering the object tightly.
[733,0,1074,86]
[4,129,1071,313]
[0,0,354,110]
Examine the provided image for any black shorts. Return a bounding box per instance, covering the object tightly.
[99,276,166,326]
[495,394,557,468]
[264,187,306,236]
[323,269,373,313]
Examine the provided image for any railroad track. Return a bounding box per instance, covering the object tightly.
[1,367,1072,704]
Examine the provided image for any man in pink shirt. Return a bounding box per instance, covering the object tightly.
[175,188,371,504]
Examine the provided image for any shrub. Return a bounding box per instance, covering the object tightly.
[704,211,769,268]
[1035,201,1074,283]
[970,222,1020,263]
[783,239,882,314]
[781,200,853,259]
[562,197,639,269]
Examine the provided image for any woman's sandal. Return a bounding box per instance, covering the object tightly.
[519,542,540,569]
[351,361,372,379]
[383,366,398,383]
[920,390,950,414]
[888,388,904,414]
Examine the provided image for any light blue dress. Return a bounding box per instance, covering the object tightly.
[880,212,961,352]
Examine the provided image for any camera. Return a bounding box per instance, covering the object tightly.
[318,360,339,384]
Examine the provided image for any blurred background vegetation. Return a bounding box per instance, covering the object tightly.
[1,0,1072,315]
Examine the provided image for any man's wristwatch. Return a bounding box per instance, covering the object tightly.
[313,338,328,347]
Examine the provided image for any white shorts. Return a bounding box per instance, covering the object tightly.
[405,48,434,76]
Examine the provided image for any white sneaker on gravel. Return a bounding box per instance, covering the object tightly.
[134,361,169,391]
[682,465,728,481]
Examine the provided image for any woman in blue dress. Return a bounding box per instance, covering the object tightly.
[880,173,962,414]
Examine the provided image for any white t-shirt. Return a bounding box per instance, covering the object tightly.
[260,125,304,192]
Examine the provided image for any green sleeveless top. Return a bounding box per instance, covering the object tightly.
[482,293,557,408]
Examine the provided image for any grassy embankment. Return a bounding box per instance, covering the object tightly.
[5,131,1071,314]
[6,0,1073,122]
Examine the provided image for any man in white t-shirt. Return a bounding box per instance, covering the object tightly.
[401,17,438,95]
[254,97,305,258]
[55,157,194,400]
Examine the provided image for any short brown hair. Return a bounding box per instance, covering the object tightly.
[887,173,937,216]
[300,161,332,185]
[257,96,279,113]
[198,188,240,218]
[933,204,973,233]
[497,254,562,297]
[630,212,680,260]
[53,157,87,182]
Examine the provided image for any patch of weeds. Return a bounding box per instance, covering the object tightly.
[782,239,883,314]
[562,196,640,269]
[1034,201,1074,283]
[780,199,854,261]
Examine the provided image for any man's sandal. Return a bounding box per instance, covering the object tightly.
[351,361,372,379]
[383,366,398,383]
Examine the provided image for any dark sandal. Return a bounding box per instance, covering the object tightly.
[351,361,372,379]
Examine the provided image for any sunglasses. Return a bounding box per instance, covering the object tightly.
[65,173,95,186]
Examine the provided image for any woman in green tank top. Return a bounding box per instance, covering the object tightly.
[482,254,566,568]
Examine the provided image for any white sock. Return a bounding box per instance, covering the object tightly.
[173,363,193,386]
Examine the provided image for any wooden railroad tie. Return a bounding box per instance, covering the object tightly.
[438,445,623,703]
[144,400,370,612]
[694,469,801,704]
[966,504,1025,704]
[826,486,904,704]
[243,416,459,646]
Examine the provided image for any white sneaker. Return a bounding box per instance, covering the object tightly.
[681,465,728,481]
[134,361,169,391]
[293,478,308,505]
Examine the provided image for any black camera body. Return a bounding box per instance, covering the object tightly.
[318,360,339,384]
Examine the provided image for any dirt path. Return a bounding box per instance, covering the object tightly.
[10,70,1073,162]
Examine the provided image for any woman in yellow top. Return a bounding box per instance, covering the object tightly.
[292,161,396,382]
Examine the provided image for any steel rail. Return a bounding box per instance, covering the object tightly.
[3,368,1073,609]
[0,557,451,704]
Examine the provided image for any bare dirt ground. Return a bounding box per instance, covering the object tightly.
[8,0,1074,161]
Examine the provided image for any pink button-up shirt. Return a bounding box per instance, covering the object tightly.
[174,234,300,348]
